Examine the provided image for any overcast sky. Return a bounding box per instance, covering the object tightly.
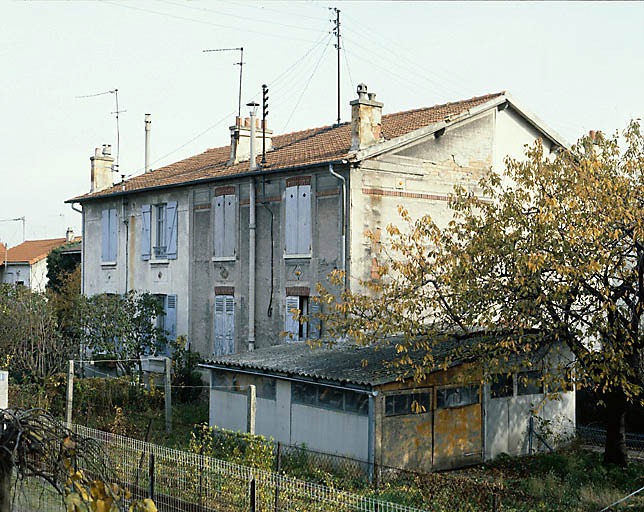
[1,1,642,247]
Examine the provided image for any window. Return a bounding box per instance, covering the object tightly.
[517,371,543,396]
[385,392,430,417]
[213,188,237,259]
[154,294,177,355]
[284,177,311,256]
[214,294,235,356]
[436,385,479,409]
[101,208,118,262]
[141,202,178,261]
[155,204,167,258]
[284,294,321,341]
[291,381,368,415]
[211,370,276,400]
[490,374,514,399]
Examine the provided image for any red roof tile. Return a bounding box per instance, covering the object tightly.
[69,92,504,202]
[3,237,82,265]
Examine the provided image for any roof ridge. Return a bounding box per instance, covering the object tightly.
[382,91,505,120]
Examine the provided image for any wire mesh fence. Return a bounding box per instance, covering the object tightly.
[576,425,644,451]
[15,424,430,512]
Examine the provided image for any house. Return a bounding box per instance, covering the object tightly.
[0,229,80,292]
[200,338,575,472]
[66,84,568,359]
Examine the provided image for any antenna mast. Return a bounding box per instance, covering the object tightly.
[203,47,245,119]
[0,216,26,242]
[330,8,341,126]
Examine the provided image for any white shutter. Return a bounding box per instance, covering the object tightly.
[284,186,298,254]
[297,185,311,255]
[309,299,321,339]
[109,209,118,262]
[223,194,236,257]
[166,201,178,259]
[285,296,300,342]
[141,204,151,261]
[214,196,225,257]
[213,296,226,356]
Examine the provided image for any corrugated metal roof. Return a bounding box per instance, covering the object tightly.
[200,339,465,387]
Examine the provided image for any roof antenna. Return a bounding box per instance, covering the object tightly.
[330,7,341,126]
[203,47,245,119]
[76,89,127,183]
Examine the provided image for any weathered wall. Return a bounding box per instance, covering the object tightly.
[1,263,31,288]
[82,190,191,343]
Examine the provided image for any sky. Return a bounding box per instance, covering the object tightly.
[1,1,643,248]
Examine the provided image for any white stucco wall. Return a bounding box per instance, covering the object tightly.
[1,263,31,288]
[82,190,191,342]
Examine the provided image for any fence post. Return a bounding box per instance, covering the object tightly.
[274,441,281,512]
[149,453,155,502]
[528,416,533,455]
[164,357,172,433]
[199,443,204,508]
[247,385,256,435]
[65,360,74,426]
[249,478,256,512]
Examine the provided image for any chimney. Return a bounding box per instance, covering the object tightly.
[90,145,114,193]
[65,227,74,242]
[144,113,151,173]
[350,83,384,151]
[228,117,273,166]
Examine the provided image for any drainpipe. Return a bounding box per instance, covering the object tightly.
[328,163,347,287]
[248,106,258,351]
[368,391,377,483]
[70,202,84,295]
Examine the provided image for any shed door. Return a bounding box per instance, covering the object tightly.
[432,385,482,470]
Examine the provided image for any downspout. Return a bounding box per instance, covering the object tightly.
[70,202,84,295]
[368,391,377,483]
[123,198,129,295]
[248,108,258,351]
[328,163,347,287]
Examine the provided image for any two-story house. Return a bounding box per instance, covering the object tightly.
[67,84,567,358]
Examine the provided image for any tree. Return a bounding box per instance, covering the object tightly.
[46,244,80,295]
[316,121,644,466]
[0,284,75,386]
[73,291,167,375]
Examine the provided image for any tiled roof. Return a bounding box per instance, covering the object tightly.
[3,237,82,265]
[69,92,504,202]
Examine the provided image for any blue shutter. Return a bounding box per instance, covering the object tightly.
[166,201,178,260]
[309,299,321,339]
[224,295,235,354]
[214,295,225,356]
[285,296,300,341]
[285,186,298,254]
[223,194,236,257]
[214,196,224,257]
[141,204,151,261]
[297,185,311,254]
[165,295,177,354]
[101,209,110,262]
[109,209,118,262]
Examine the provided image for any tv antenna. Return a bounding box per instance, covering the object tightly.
[203,47,244,119]
[330,7,341,126]
[76,89,126,181]
[0,216,26,242]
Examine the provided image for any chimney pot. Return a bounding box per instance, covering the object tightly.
[102,144,112,156]
[350,83,384,151]
[65,227,74,242]
[244,117,250,127]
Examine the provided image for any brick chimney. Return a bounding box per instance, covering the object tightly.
[350,83,384,151]
[90,144,114,193]
[228,117,273,166]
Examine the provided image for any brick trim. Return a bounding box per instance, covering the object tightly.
[286,176,311,187]
[362,188,451,202]
[194,204,211,211]
[215,286,234,296]
[316,189,340,197]
[215,186,236,196]
[285,286,310,297]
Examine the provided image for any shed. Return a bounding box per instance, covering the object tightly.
[200,340,575,472]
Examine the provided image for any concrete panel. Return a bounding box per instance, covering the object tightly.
[290,404,369,461]
[486,396,511,459]
[0,371,7,408]
[210,389,247,432]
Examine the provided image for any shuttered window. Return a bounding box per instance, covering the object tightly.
[284,295,320,341]
[155,294,177,355]
[141,205,151,260]
[214,193,237,258]
[214,294,235,356]
[101,208,118,262]
[284,184,311,256]
[147,201,178,260]
[166,201,178,260]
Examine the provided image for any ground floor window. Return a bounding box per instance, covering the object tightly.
[385,392,431,417]
[291,381,368,415]
[436,385,479,409]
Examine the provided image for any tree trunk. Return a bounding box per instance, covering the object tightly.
[604,388,628,466]
[0,457,13,512]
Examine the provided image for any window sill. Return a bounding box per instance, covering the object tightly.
[284,253,312,260]
[150,259,169,266]
[101,262,117,268]
[212,256,236,263]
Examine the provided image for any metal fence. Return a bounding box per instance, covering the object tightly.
[15,424,429,512]
[577,425,644,451]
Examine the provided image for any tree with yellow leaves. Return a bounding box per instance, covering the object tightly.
[316,121,644,466]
